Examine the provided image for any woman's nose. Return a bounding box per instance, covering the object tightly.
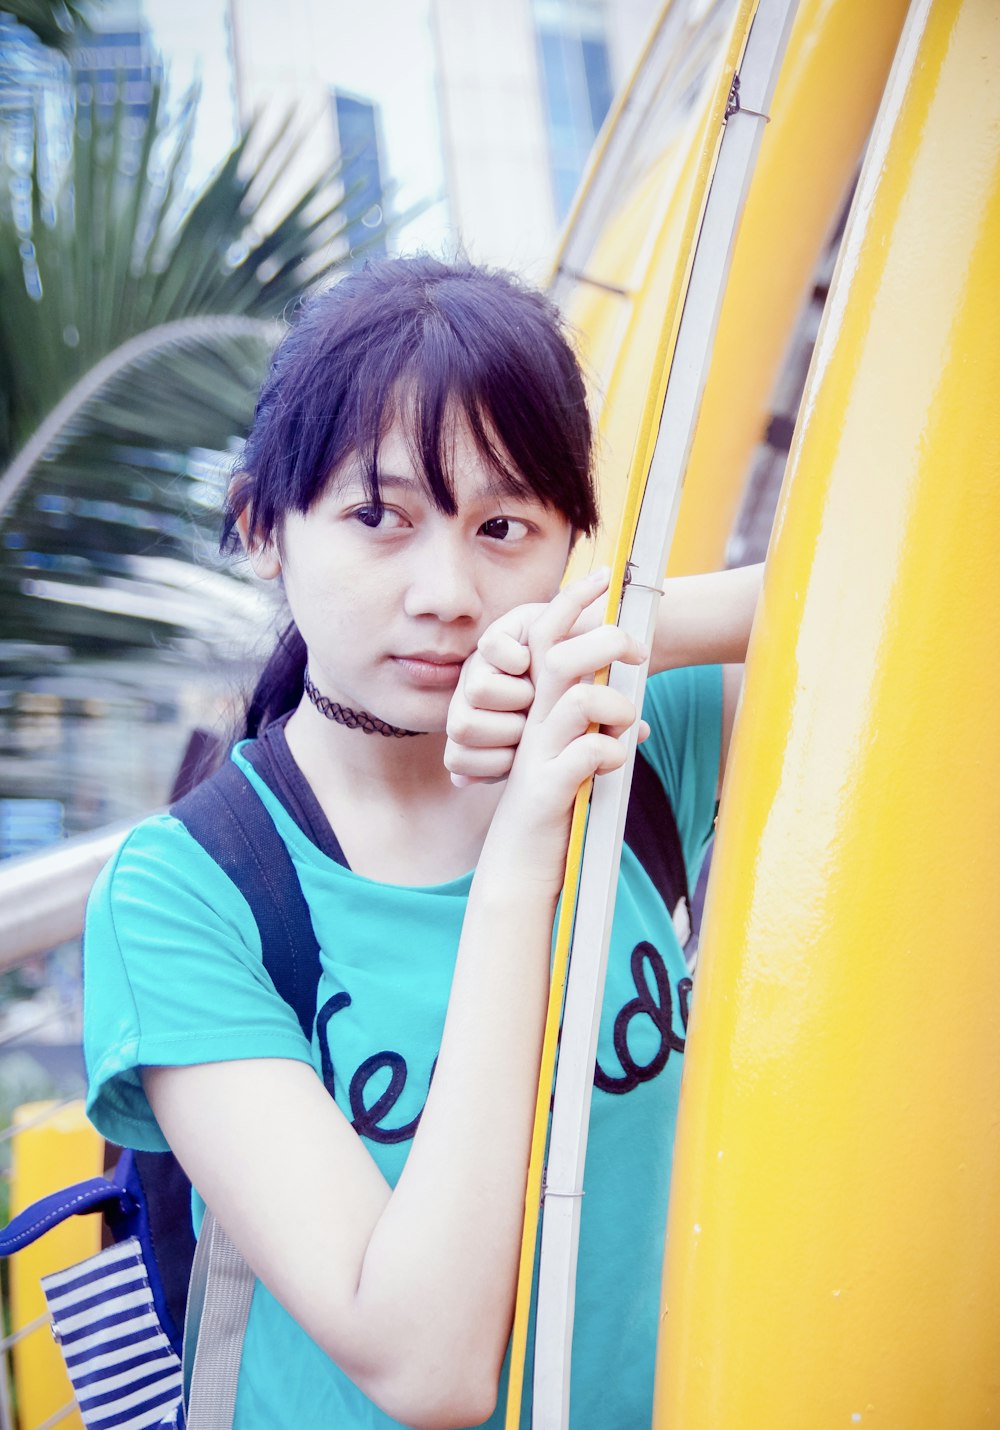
[403,529,483,624]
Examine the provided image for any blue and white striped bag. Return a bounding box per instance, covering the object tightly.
[42,1237,183,1430]
[3,1159,254,1430]
[0,1150,192,1427]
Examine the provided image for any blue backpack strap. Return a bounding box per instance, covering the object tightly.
[624,750,691,944]
[0,1148,193,1358]
[0,1176,137,1255]
[169,757,321,1041]
[127,1149,197,1355]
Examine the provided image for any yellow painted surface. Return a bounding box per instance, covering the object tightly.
[10,1101,103,1430]
[562,0,907,582]
[655,0,1000,1423]
[670,0,909,575]
[563,9,731,581]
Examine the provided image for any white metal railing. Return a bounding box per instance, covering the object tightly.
[0,818,137,969]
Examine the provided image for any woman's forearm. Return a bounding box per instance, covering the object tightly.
[651,562,763,672]
[146,844,560,1430]
[356,837,556,1420]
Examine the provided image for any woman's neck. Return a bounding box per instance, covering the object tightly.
[282,700,502,884]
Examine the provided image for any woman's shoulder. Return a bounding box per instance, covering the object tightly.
[643,662,723,726]
[641,665,723,781]
[95,804,227,882]
[639,664,723,878]
[88,803,263,955]
[103,805,212,863]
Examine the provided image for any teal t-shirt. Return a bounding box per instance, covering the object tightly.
[84,664,722,1429]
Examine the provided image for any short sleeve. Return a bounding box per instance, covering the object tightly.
[639,664,723,885]
[84,814,314,1151]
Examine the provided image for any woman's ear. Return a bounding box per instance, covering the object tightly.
[230,477,281,580]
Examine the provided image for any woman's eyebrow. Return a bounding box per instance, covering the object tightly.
[375,470,538,506]
[374,473,421,491]
[330,471,419,497]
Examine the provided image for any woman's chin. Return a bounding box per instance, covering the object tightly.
[368,689,451,738]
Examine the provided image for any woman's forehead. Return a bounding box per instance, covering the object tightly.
[383,408,484,470]
[330,401,532,504]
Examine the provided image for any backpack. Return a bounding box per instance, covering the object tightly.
[0,758,320,1429]
[0,746,689,1429]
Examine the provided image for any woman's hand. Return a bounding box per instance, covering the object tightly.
[444,600,546,786]
[445,570,648,790]
[463,570,649,886]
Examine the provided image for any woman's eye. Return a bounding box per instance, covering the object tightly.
[481,516,529,542]
[353,506,406,530]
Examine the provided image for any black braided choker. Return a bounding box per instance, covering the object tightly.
[302,668,422,738]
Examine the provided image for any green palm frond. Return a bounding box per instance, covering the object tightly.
[0,60,387,660]
[0,1,95,54]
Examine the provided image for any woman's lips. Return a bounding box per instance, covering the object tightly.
[391,654,467,688]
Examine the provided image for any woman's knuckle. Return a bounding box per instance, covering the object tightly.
[463,670,489,703]
[447,710,476,742]
[482,671,514,703]
[552,684,584,723]
[504,711,528,739]
[549,645,573,678]
[508,674,534,708]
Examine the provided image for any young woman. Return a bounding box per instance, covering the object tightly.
[84,257,759,1429]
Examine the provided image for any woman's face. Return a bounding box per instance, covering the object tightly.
[252,415,575,733]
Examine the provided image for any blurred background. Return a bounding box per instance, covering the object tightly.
[5,5,996,1425]
[0,0,665,1127]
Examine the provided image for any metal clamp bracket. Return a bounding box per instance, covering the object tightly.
[623,561,665,597]
[725,73,771,122]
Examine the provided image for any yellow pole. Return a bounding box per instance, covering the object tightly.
[9,1101,102,1430]
[655,0,1000,1423]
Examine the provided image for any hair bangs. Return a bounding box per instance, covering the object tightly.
[389,307,559,520]
[225,256,598,557]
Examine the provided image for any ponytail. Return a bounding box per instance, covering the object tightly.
[241,621,307,739]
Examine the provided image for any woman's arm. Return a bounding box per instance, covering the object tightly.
[649,562,762,672]
[143,570,644,1430]
[649,563,762,791]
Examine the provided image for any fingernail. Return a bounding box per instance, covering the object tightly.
[590,565,611,583]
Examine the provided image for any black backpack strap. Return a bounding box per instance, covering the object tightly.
[170,759,321,1042]
[624,750,692,950]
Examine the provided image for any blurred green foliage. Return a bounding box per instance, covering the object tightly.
[1,0,94,55]
[0,9,386,661]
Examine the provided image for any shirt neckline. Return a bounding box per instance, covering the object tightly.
[241,715,350,868]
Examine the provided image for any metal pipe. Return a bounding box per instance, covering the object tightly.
[0,1314,49,1354]
[0,819,139,968]
[31,1402,79,1430]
